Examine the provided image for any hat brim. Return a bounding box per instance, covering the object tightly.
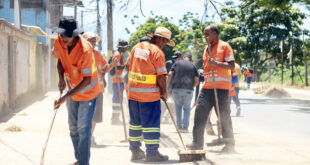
[147,33,175,47]
[117,45,128,48]
[52,27,84,38]
[87,36,101,42]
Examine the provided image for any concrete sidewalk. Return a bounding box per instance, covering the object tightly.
[1,90,310,165]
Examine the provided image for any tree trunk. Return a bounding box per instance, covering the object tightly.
[281,37,284,85]
[267,52,271,83]
[303,32,308,86]
[107,0,113,57]
[291,36,294,85]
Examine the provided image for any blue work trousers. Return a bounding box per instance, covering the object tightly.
[112,83,124,119]
[128,99,161,157]
[66,97,96,165]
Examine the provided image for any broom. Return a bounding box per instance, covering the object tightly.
[114,63,128,143]
[205,37,233,147]
[40,92,62,165]
[163,101,206,162]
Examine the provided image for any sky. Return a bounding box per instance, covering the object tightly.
[63,0,310,56]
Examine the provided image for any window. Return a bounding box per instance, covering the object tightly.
[0,0,4,8]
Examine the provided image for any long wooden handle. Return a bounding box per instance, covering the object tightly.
[114,65,128,141]
[40,93,62,165]
[164,101,187,150]
[206,37,222,139]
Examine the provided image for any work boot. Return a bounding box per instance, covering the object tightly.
[236,106,241,117]
[186,143,203,150]
[180,127,189,133]
[111,118,122,125]
[220,145,235,153]
[131,148,145,160]
[145,152,169,162]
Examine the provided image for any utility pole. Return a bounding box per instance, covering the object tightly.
[96,0,102,51]
[281,37,284,85]
[81,10,84,29]
[107,0,113,58]
[291,35,294,86]
[267,52,271,83]
[303,31,308,86]
[74,0,77,20]
[14,0,21,29]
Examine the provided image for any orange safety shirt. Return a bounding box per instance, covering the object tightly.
[94,50,107,93]
[235,63,241,88]
[244,69,252,78]
[51,36,100,101]
[127,42,167,102]
[202,40,235,90]
[112,51,124,83]
[229,69,237,97]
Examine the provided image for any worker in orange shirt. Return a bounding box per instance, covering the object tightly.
[232,63,242,116]
[187,25,235,153]
[109,40,128,125]
[52,18,99,165]
[229,69,238,105]
[83,32,116,145]
[126,27,174,162]
[244,68,253,89]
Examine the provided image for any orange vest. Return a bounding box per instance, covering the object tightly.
[127,42,167,102]
[244,69,252,78]
[51,36,100,101]
[112,51,124,83]
[94,50,107,93]
[202,40,235,90]
[229,69,237,97]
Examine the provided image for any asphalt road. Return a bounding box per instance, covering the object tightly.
[0,87,309,165]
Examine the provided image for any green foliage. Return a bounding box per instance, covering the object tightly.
[126,0,309,86]
[128,16,182,60]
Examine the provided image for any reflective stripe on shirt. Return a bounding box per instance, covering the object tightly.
[79,75,99,93]
[128,87,160,93]
[205,77,232,82]
[128,72,157,84]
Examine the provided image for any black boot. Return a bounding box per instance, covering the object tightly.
[145,152,169,162]
[186,143,203,150]
[131,148,145,160]
[221,144,235,153]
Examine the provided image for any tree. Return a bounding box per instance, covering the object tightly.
[128,16,182,59]
[239,0,306,81]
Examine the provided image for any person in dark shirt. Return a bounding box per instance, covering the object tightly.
[166,51,182,73]
[167,53,199,132]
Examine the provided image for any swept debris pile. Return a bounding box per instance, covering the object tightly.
[254,85,290,98]
[5,125,23,132]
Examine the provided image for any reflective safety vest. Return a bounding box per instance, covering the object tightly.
[202,40,235,90]
[94,50,107,93]
[229,69,237,97]
[51,36,100,101]
[127,42,167,102]
[112,51,124,83]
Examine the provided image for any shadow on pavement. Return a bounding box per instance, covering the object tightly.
[240,98,310,114]
[132,159,179,164]
[0,91,48,123]
[0,137,36,164]
[132,159,215,165]
[208,149,239,155]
